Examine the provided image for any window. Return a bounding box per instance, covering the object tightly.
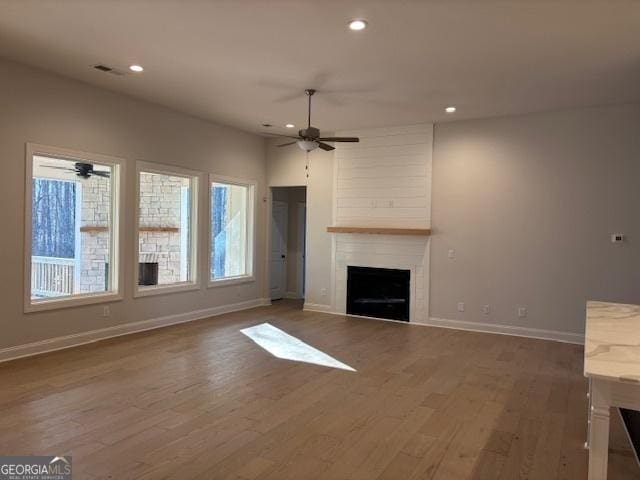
[210,176,255,284]
[25,144,123,311]
[135,163,199,296]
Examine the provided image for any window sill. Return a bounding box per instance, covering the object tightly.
[208,275,255,288]
[25,291,123,313]
[134,282,201,298]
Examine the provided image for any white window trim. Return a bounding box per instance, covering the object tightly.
[24,143,125,313]
[133,161,202,298]
[208,173,257,288]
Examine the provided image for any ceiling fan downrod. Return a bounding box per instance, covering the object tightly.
[305,88,315,129]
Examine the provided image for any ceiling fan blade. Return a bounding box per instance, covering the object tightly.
[277,142,297,147]
[317,142,335,151]
[42,164,76,171]
[318,137,360,142]
[263,132,300,139]
[92,171,111,177]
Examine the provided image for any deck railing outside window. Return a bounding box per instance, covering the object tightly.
[31,256,75,298]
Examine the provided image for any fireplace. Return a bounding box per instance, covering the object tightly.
[346,266,410,322]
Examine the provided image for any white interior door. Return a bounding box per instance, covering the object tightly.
[270,201,288,300]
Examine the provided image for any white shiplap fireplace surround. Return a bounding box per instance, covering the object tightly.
[329,124,433,323]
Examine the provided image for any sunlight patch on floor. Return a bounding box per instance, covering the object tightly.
[240,323,356,372]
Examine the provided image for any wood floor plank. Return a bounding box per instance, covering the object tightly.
[0,300,637,479]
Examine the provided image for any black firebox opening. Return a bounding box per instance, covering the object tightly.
[347,266,410,322]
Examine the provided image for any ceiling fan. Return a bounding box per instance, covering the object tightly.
[268,89,359,152]
[42,162,110,179]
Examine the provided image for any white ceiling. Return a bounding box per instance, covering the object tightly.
[1,1,640,135]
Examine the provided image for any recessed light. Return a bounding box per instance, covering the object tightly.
[445,106,457,113]
[129,65,144,73]
[285,123,295,128]
[348,19,367,31]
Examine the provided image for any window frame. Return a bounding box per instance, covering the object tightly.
[208,173,257,287]
[24,143,125,313]
[133,161,202,298]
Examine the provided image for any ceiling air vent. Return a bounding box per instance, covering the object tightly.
[92,64,126,76]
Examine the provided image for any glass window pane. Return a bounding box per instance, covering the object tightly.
[31,155,114,300]
[211,182,249,280]
[138,172,193,287]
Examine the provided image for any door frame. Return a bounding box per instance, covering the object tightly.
[296,202,306,299]
[266,186,308,304]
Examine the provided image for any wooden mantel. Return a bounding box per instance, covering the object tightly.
[327,226,431,236]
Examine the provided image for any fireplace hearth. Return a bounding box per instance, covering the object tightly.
[346,266,410,321]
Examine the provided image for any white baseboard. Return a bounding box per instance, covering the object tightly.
[303,302,334,313]
[423,316,584,345]
[302,304,583,345]
[0,297,272,364]
[285,291,301,299]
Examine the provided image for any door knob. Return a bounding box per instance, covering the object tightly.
[281,255,286,259]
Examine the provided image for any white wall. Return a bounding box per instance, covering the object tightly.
[267,106,640,339]
[431,104,640,335]
[0,59,267,350]
[334,125,433,228]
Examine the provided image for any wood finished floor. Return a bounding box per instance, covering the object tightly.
[0,300,637,479]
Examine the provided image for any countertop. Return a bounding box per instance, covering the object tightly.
[584,300,640,383]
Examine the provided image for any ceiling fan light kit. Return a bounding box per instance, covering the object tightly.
[297,139,319,152]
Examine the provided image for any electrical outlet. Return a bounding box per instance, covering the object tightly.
[611,233,625,243]
[483,305,490,315]
[448,249,456,259]
[102,306,110,317]
[321,288,328,297]
[457,302,465,312]
[518,307,527,318]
